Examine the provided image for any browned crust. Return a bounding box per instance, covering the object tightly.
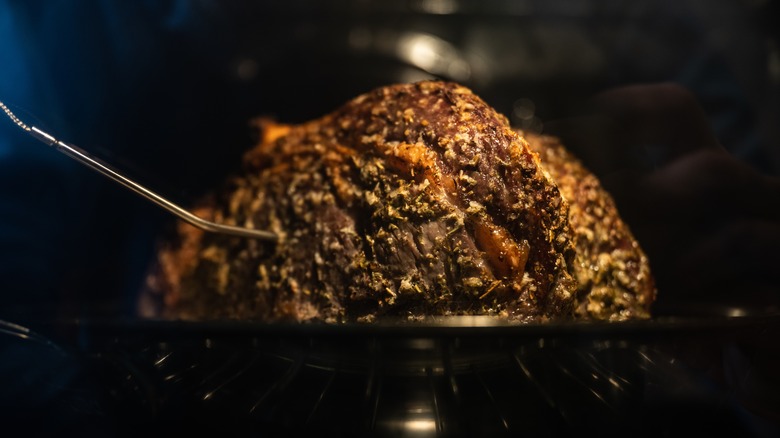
[521,131,656,320]
[143,81,653,323]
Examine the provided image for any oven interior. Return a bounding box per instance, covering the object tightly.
[0,1,779,436]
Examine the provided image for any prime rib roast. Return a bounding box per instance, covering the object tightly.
[142,81,655,323]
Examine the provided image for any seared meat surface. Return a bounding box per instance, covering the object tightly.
[522,132,655,320]
[144,81,653,323]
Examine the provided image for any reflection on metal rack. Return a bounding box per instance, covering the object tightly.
[72,321,773,438]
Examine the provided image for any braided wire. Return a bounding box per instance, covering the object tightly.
[0,101,31,131]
